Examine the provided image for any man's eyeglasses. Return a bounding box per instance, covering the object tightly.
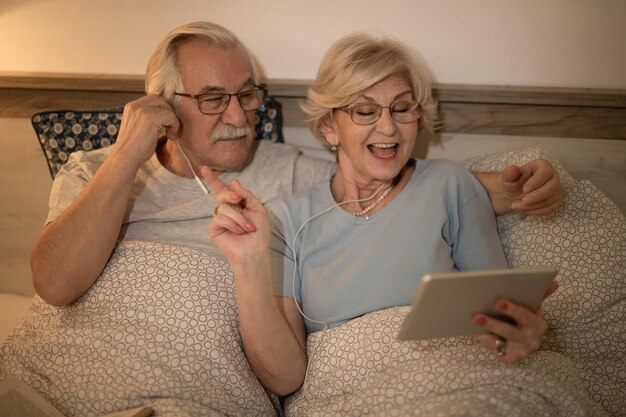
[336,101,421,125]
[174,85,267,115]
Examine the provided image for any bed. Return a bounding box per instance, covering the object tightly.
[0,75,624,417]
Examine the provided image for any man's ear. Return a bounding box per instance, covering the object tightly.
[319,114,338,147]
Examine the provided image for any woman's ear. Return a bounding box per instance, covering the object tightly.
[319,114,339,147]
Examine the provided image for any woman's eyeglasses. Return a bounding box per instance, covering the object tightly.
[337,101,421,125]
[174,85,267,115]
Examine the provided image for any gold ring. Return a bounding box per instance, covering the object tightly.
[213,205,219,216]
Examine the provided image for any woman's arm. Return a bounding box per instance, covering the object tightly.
[454,168,556,362]
[202,167,308,395]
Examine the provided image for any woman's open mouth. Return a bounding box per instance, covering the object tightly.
[368,143,398,159]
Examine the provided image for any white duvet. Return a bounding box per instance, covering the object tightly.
[1,149,624,417]
[285,306,607,417]
[0,240,278,417]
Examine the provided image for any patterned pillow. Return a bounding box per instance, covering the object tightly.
[32,95,284,178]
[464,148,625,416]
[255,95,284,143]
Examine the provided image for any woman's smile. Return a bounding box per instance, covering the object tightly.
[368,142,398,159]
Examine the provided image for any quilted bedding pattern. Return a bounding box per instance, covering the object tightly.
[0,148,623,417]
[284,307,608,417]
[0,240,278,417]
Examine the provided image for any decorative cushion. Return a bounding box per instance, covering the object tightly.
[464,148,625,417]
[255,95,284,143]
[32,96,284,178]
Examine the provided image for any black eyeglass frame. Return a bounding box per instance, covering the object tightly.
[174,84,268,115]
[336,101,422,125]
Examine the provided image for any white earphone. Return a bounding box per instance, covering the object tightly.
[272,182,388,329]
[176,139,211,194]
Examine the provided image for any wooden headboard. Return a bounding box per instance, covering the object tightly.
[1,72,625,139]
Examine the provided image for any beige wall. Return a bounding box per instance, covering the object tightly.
[1,0,625,88]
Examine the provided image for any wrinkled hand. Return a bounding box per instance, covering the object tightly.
[110,94,180,169]
[501,159,562,216]
[473,281,558,363]
[200,165,270,265]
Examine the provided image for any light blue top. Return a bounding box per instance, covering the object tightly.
[268,159,508,333]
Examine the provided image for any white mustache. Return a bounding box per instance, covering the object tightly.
[210,125,251,144]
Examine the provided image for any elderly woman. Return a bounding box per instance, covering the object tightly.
[203,34,556,396]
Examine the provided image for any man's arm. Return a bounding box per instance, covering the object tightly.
[31,95,180,307]
[472,159,562,216]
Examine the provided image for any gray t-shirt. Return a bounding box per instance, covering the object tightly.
[47,140,335,255]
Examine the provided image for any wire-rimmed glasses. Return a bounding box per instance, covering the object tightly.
[174,85,267,115]
[337,101,421,125]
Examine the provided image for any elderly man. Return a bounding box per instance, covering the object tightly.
[30,22,335,308]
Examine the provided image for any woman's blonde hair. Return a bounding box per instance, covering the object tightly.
[145,21,255,106]
[301,33,437,143]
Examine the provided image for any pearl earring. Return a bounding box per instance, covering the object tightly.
[331,145,337,152]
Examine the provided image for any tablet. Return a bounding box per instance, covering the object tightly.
[397,266,557,341]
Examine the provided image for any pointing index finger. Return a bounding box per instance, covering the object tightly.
[199,165,229,195]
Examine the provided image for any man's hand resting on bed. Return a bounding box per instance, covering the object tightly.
[474,159,562,216]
